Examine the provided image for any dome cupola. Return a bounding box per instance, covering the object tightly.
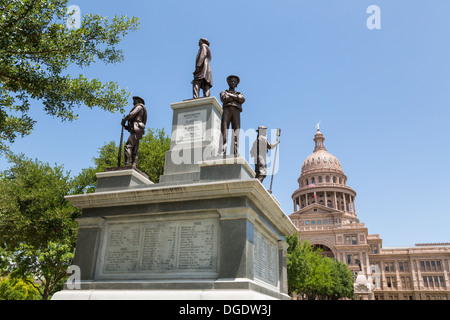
[291,126,358,221]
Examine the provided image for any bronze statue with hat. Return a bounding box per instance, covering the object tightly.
[119,96,147,168]
[219,75,245,157]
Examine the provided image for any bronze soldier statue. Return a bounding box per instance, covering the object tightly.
[250,126,280,183]
[220,75,245,157]
[192,38,212,98]
[121,96,147,168]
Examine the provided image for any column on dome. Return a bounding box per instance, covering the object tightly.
[334,192,337,210]
[343,193,347,212]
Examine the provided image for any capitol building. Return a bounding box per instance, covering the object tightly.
[288,127,450,300]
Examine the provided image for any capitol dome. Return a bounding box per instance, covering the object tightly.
[301,129,343,175]
[291,127,357,220]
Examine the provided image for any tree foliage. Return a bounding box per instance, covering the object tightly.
[0,153,80,299]
[0,128,169,299]
[286,236,354,300]
[0,276,40,300]
[0,0,139,151]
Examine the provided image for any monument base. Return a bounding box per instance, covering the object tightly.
[96,167,153,192]
[52,278,290,300]
[54,97,297,301]
[52,289,283,300]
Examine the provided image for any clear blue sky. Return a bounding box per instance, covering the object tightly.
[1,0,449,247]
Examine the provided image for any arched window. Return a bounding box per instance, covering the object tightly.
[318,176,323,183]
[326,176,330,183]
[333,176,336,183]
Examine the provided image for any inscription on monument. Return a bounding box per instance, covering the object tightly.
[254,229,278,286]
[100,219,218,276]
[175,110,207,144]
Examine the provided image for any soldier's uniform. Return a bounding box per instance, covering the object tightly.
[219,75,245,156]
[122,96,147,168]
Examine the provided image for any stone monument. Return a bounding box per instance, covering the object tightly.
[52,54,295,299]
[52,95,296,300]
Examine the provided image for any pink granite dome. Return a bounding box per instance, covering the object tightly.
[301,129,343,175]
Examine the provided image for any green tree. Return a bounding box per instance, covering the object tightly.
[0,276,40,300]
[328,258,354,300]
[70,128,171,194]
[286,236,354,300]
[0,0,139,151]
[0,153,80,299]
[286,235,308,296]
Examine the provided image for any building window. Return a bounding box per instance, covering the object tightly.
[318,176,322,183]
[429,276,434,288]
[423,276,428,287]
[401,276,412,289]
[399,261,409,272]
[370,245,379,254]
[323,220,327,224]
[439,276,445,288]
[384,261,395,272]
[326,176,330,183]
[386,277,397,289]
[345,235,357,245]
[420,260,442,272]
[305,221,310,225]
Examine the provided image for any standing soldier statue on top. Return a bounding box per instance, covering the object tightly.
[120,96,147,168]
[250,126,280,183]
[219,75,245,157]
[192,38,212,99]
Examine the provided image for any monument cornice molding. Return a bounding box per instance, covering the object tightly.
[66,179,297,236]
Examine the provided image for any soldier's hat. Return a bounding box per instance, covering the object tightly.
[257,126,267,134]
[199,38,210,46]
[132,96,145,105]
[226,75,240,85]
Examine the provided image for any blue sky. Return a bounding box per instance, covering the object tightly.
[1,0,450,246]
